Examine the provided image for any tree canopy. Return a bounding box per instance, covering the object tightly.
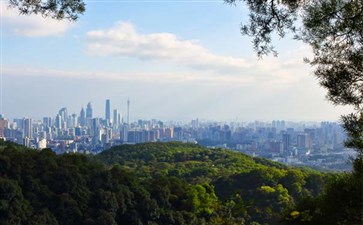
[8,0,85,21]
[0,140,332,225]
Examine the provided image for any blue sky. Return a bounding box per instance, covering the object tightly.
[0,0,352,122]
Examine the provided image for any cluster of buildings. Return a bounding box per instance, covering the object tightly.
[0,99,186,153]
[0,99,354,171]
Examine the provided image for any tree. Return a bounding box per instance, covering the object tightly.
[8,0,86,21]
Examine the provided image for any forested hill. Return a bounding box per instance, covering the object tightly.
[97,142,289,182]
[97,142,330,223]
[1,141,342,225]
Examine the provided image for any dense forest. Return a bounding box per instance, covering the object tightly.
[0,141,361,225]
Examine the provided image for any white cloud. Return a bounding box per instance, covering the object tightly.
[86,22,251,74]
[84,21,315,87]
[0,2,72,37]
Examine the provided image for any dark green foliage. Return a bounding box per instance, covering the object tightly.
[0,141,230,225]
[0,178,31,225]
[342,113,363,155]
[8,0,85,21]
[282,158,363,225]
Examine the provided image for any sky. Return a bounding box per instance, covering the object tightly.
[0,0,353,122]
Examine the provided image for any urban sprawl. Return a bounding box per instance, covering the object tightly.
[0,99,355,171]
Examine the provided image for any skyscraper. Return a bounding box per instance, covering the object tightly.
[79,107,86,127]
[127,98,130,125]
[71,114,78,127]
[105,99,111,122]
[113,109,119,129]
[55,114,62,129]
[58,107,68,129]
[23,118,32,139]
[86,102,93,119]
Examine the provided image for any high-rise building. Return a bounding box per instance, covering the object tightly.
[127,98,130,125]
[86,102,93,119]
[55,114,62,129]
[71,114,78,127]
[282,133,291,152]
[43,117,52,128]
[269,140,283,154]
[79,107,86,127]
[58,107,68,125]
[113,109,119,128]
[120,124,129,142]
[23,118,32,139]
[92,118,100,137]
[86,102,93,128]
[105,99,111,122]
[297,133,312,149]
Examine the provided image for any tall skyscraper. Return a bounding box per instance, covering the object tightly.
[127,98,130,125]
[79,107,86,127]
[113,109,119,128]
[55,114,62,129]
[105,99,111,122]
[58,107,68,129]
[92,118,100,142]
[71,114,78,127]
[23,118,32,139]
[58,107,67,119]
[86,102,93,119]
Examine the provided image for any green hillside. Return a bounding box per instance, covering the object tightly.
[97,142,330,224]
[97,142,290,183]
[0,141,224,225]
[2,140,354,225]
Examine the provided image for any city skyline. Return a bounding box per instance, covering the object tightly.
[0,98,348,124]
[0,97,349,124]
[0,103,352,171]
[1,1,353,121]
